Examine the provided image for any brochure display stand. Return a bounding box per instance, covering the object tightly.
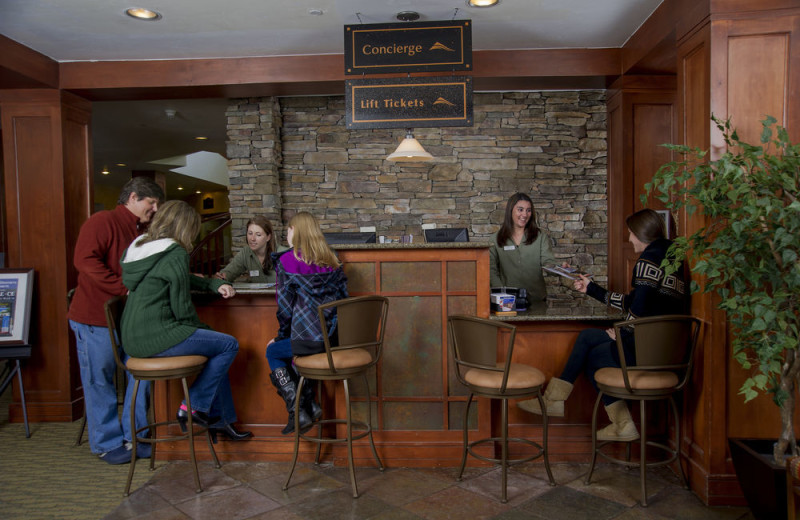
[0,268,35,438]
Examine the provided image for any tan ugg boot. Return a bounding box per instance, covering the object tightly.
[596,400,640,442]
[517,377,573,417]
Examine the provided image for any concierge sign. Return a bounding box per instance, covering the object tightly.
[346,76,473,129]
[344,20,472,74]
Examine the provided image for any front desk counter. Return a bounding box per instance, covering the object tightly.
[154,244,623,467]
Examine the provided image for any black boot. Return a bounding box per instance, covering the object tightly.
[291,366,322,422]
[270,367,312,435]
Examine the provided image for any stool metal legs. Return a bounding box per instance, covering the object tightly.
[284,375,384,498]
[585,392,687,507]
[126,378,220,497]
[457,391,554,503]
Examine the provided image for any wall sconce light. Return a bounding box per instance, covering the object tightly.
[387,130,433,162]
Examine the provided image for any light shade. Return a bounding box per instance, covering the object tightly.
[387,131,433,162]
[466,0,500,7]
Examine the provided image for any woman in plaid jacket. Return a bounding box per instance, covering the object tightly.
[266,212,348,434]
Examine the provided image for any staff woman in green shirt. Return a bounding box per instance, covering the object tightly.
[214,216,284,283]
[490,193,556,302]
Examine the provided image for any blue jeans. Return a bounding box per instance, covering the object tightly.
[69,320,150,455]
[154,328,239,426]
[266,338,292,371]
[560,328,635,406]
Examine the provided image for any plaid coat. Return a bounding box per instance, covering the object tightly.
[273,249,348,356]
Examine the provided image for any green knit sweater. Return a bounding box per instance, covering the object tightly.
[120,238,227,358]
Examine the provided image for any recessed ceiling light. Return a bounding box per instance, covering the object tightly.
[195,136,208,140]
[308,8,324,16]
[115,163,126,167]
[101,168,110,175]
[466,0,500,7]
[177,186,184,191]
[195,190,202,194]
[125,8,162,21]
[396,11,420,22]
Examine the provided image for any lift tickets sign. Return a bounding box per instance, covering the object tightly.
[344,20,472,74]
[346,76,473,129]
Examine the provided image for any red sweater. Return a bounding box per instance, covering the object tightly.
[67,205,141,326]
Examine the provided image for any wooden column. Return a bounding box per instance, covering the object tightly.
[606,76,677,293]
[0,89,92,421]
[674,3,800,506]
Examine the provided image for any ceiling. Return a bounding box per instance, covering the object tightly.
[0,0,664,202]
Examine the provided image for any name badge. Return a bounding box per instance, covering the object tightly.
[249,270,260,277]
[503,245,515,251]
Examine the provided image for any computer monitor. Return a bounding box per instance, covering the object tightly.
[323,232,377,245]
[424,228,469,243]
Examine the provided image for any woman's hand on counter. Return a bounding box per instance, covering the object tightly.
[218,284,236,299]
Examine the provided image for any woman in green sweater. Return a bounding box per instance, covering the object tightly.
[121,200,251,442]
[213,215,284,283]
[490,193,557,303]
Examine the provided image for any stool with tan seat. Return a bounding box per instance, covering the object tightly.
[448,314,555,503]
[585,314,701,506]
[104,295,220,496]
[283,295,389,498]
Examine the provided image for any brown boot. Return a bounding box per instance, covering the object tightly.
[597,400,640,442]
[517,377,573,417]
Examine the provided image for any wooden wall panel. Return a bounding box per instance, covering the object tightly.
[715,16,800,440]
[605,82,676,293]
[0,90,90,421]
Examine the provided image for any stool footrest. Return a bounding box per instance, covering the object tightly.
[594,439,678,469]
[466,436,546,467]
[134,419,210,444]
[298,418,372,444]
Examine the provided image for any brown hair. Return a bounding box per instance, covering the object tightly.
[117,176,165,205]
[136,200,200,251]
[626,209,666,245]
[496,192,540,246]
[246,215,277,271]
[289,212,340,268]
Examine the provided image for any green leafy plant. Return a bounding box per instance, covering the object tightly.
[644,115,800,464]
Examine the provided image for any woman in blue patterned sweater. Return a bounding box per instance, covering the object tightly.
[266,212,348,434]
[518,209,687,442]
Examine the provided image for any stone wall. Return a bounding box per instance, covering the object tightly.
[226,91,609,296]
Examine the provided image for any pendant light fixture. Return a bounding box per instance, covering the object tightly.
[387,129,433,162]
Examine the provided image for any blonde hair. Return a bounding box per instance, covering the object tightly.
[289,212,340,268]
[137,200,200,251]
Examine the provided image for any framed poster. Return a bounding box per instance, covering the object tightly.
[0,268,34,347]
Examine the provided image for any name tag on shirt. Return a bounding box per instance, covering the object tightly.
[504,245,515,251]
[249,270,260,277]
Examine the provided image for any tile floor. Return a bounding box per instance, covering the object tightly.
[105,458,756,520]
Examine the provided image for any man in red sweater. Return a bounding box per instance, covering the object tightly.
[67,177,164,464]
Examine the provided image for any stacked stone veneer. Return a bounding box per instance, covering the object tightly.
[226,91,608,299]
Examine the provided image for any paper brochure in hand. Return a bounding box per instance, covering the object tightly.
[543,266,580,280]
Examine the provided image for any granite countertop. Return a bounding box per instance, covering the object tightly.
[230,282,277,295]
[331,242,491,250]
[490,298,623,322]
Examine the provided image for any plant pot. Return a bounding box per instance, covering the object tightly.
[728,438,788,520]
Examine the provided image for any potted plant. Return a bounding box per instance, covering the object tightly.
[644,115,800,518]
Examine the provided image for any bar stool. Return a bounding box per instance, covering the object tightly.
[585,314,701,506]
[284,295,389,498]
[104,295,220,496]
[448,314,555,503]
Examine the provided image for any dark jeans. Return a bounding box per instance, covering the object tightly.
[560,328,634,406]
[266,338,292,371]
[154,328,239,426]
